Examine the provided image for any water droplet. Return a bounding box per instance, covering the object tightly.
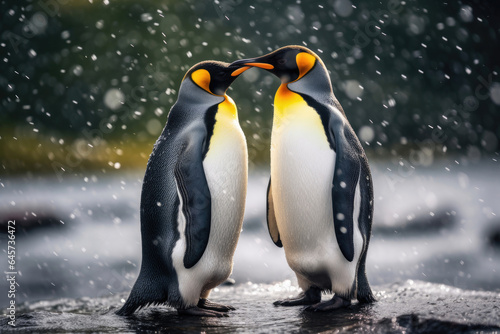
[359,126,374,143]
[104,88,124,110]
[141,13,153,22]
[459,5,474,22]
[489,82,500,105]
[333,0,353,17]
[344,80,363,100]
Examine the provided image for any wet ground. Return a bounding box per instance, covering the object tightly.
[1,160,500,332]
[1,280,500,333]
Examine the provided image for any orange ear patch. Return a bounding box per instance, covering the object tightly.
[191,69,212,93]
[295,52,316,80]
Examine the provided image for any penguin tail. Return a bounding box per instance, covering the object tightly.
[115,289,169,316]
[115,273,171,316]
[116,286,154,316]
[115,294,143,316]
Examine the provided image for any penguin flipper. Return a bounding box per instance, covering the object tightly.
[356,248,376,303]
[174,126,212,269]
[356,156,376,303]
[266,178,282,247]
[330,119,360,262]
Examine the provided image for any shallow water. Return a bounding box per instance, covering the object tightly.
[1,161,500,332]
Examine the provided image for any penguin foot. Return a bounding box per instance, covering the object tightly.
[198,298,235,312]
[304,295,351,312]
[177,306,229,317]
[273,287,322,306]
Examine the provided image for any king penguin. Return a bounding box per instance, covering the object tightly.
[231,46,376,311]
[116,61,250,317]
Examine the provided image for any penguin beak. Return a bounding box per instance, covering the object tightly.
[242,62,274,69]
[230,58,274,76]
[230,66,251,77]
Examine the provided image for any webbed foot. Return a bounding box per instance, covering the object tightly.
[273,287,321,306]
[305,295,351,312]
[177,306,229,317]
[198,298,235,312]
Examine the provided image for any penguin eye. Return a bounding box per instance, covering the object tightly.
[216,71,226,78]
[278,59,287,65]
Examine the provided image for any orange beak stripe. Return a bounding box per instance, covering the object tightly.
[231,66,251,77]
[244,62,274,70]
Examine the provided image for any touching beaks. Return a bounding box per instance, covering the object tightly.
[230,59,274,76]
[231,66,251,77]
[243,62,274,70]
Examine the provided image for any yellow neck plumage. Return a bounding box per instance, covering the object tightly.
[218,94,238,119]
[274,84,304,125]
[273,52,317,127]
[207,94,242,154]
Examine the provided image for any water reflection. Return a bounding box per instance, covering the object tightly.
[298,303,376,332]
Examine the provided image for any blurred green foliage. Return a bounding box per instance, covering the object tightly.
[1,0,499,176]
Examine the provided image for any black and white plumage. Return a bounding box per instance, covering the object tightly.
[232,46,375,311]
[116,61,248,317]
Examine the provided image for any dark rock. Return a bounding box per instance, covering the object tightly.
[379,314,498,333]
[222,277,236,286]
[487,225,500,248]
[0,209,66,236]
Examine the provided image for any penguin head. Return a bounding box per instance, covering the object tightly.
[182,61,249,96]
[230,45,324,84]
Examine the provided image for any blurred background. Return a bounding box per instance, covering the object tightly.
[1,0,499,309]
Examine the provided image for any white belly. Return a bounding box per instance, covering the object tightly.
[271,104,363,294]
[172,116,247,305]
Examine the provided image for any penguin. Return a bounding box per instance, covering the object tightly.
[231,46,376,311]
[116,61,250,317]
